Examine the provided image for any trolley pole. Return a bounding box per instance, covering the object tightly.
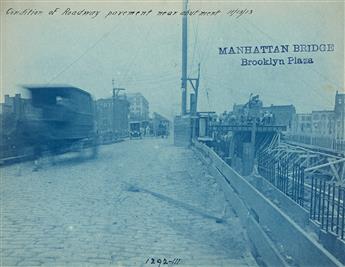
[112,79,125,139]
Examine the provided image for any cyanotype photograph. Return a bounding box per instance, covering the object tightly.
[1,0,344,266]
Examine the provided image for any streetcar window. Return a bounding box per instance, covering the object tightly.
[56,96,63,104]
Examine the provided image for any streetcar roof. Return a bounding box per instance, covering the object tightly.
[22,84,91,97]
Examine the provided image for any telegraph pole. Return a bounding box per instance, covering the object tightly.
[187,64,200,115]
[174,0,201,146]
[112,79,125,98]
[112,79,125,137]
[190,64,200,139]
[181,0,188,115]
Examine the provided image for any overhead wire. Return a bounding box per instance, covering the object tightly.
[48,22,122,84]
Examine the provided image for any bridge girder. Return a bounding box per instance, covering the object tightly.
[261,141,345,184]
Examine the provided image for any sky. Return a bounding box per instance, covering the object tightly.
[1,0,344,119]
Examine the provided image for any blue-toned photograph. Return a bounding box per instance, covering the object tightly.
[1,0,344,266]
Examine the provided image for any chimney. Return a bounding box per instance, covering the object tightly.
[4,94,10,104]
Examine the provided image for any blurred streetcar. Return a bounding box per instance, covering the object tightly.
[19,84,98,158]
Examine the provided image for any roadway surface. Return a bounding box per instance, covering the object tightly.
[1,138,257,266]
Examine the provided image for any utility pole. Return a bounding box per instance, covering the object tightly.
[181,0,200,116]
[190,64,200,139]
[112,78,125,137]
[174,0,201,146]
[191,63,200,115]
[112,79,125,98]
[181,0,188,115]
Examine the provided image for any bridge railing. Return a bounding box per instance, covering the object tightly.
[202,125,345,240]
[310,178,345,240]
[257,150,345,241]
[257,150,305,207]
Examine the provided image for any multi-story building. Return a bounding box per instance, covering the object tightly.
[334,91,345,140]
[225,100,296,130]
[292,110,336,139]
[95,98,113,135]
[292,113,312,134]
[0,93,38,158]
[127,93,149,123]
[291,91,344,140]
[1,93,40,135]
[0,102,12,115]
[2,94,35,119]
[289,91,344,151]
[95,95,129,138]
[151,112,170,136]
[311,110,336,137]
[263,104,296,131]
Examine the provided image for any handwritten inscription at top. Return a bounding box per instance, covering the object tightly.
[6,8,44,16]
[5,8,254,19]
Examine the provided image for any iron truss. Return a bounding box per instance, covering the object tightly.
[260,135,345,185]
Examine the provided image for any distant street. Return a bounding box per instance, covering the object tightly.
[1,138,257,267]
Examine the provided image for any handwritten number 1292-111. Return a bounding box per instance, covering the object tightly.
[145,258,181,266]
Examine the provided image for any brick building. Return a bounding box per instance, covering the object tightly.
[1,94,36,119]
[311,110,336,138]
[291,91,344,140]
[1,94,39,135]
[0,94,38,158]
[127,93,149,123]
[262,104,296,131]
[334,91,345,140]
[292,113,312,134]
[289,91,345,151]
[151,112,170,136]
[95,95,130,139]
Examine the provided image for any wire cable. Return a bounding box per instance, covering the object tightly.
[48,23,121,84]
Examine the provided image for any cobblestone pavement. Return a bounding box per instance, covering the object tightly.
[1,138,258,267]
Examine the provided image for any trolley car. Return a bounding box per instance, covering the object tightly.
[20,84,98,157]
